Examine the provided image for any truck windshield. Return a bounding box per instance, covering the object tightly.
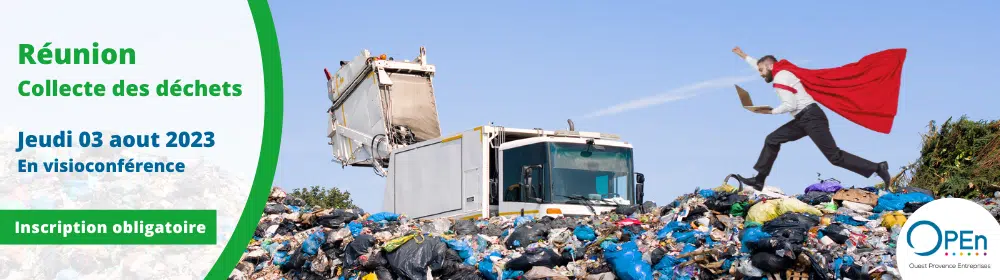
[548,142,633,204]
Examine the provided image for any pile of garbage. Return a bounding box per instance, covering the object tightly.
[233,182,1000,280]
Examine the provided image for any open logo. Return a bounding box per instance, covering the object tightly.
[906,220,988,256]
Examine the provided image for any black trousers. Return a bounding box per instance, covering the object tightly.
[753,104,878,179]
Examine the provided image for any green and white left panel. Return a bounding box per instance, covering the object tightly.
[0,0,281,279]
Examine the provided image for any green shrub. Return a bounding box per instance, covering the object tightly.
[901,116,1000,198]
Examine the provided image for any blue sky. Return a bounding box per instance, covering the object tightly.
[269,1,999,211]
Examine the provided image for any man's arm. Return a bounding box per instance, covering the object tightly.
[770,72,798,115]
[733,46,759,72]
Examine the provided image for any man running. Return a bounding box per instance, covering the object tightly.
[730,46,907,190]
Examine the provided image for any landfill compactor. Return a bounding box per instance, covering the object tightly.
[326,48,645,219]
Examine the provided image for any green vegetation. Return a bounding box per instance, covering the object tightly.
[896,116,1000,198]
[290,186,356,209]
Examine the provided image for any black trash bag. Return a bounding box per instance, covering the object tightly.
[283,246,312,272]
[284,196,307,207]
[750,252,795,273]
[615,205,638,216]
[452,220,478,236]
[275,220,299,236]
[385,236,450,280]
[255,221,277,238]
[443,271,486,280]
[746,238,801,256]
[315,210,360,228]
[705,193,747,212]
[344,234,376,268]
[264,203,289,214]
[352,206,367,216]
[621,225,644,242]
[804,251,832,280]
[587,262,613,274]
[322,238,346,260]
[904,201,929,213]
[442,245,464,264]
[649,247,667,267]
[438,263,485,280]
[560,247,586,265]
[506,247,562,271]
[548,217,575,230]
[375,267,396,280]
[840,264,870,280]
[642,201,658,214]
[360,251,390,271]
[480,223,504,236]
[683,206,710,222]
[800,192,833,205]
[762,213,820,243]
[659,205,674,217]
[243,251,270,264]
[291,271,326,280]
[820,223,850,244]
[505,222,550,249]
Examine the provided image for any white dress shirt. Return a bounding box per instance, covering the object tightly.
[744,55,817,116]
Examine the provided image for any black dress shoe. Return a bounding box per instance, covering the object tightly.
[876,161,892,187]
[734,174,765,191]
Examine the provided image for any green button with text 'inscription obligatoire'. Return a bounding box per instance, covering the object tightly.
[0,210,216,245]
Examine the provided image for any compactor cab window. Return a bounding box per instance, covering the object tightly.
[549,142,633,204]
[502,143,547,202]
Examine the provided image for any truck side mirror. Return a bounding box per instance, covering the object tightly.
[635,172,645,203]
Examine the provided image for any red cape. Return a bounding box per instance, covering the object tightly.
[771,48,907,134]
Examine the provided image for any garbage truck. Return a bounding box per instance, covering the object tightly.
[325,47,645,219]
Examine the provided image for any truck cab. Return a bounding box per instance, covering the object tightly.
[495,131,639,218]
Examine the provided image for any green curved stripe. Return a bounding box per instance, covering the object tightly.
[205,0,283,279]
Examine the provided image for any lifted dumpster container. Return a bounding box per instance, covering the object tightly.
[326,47,442,168]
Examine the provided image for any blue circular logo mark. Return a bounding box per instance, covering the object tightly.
[907,220,942,256]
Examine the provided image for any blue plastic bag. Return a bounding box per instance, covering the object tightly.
[834,215,866,226]
[653,255,681,273]
[503,270,524,279]
[479,252,503,280]
[656,221,692,240]
[704,225,715,248]
[265,241,287,255]
[443,238,474,259]
[603,241,654,280]
[673,231,704,245]
[368,212,400,222]
[873,192,934,212]
[514,216,534,227]
[868,212,882,220]
[623,226,645,239]
[302,231,326,256]
[574,225,597,241]
[740,227,771,253]
[681,244,696,255]
[699,189,716,198]
[348,221,364,237]
[272,250,290,266]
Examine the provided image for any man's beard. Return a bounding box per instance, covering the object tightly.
[762,70,774,83]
